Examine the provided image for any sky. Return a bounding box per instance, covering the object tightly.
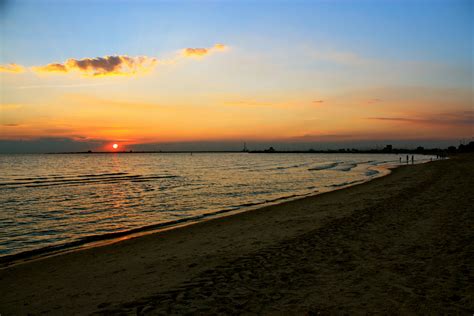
[0,0,472,152]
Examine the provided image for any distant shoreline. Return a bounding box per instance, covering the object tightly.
[44,150,438,155]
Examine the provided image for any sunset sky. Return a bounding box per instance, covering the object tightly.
[0,0,472,152]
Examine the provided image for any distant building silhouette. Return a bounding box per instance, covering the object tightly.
[383,144,392,152]
[458,141,474,153]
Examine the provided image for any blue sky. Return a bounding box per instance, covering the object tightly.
[2,0,471,65]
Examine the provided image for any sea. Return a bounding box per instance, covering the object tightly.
[0,153,433,261]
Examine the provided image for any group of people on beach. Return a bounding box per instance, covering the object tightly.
[399,154,444,164]
[399,155,415,164]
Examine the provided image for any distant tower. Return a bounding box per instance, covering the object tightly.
[242,142,248,152]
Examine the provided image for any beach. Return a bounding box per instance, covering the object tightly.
[1,154,472,314]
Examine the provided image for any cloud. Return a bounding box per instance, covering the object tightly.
[313,100,324,104]
[0,63,25,73]
[370,117,419,122]
[43,128,76,134]
[367,98,382,104]
[32,55,158,77]
[183,48,209,57]
[33,63,67,73]
[182,43,227,58]
[291,134,353,141]
[368,111,474,126]
[25,43,227,77]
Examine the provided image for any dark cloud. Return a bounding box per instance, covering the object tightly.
[32,55,158,76]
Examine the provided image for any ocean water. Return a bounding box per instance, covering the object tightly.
[0,153,432,260]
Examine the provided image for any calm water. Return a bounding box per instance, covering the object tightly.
[0,153,432,259]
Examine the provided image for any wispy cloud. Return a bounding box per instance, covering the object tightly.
[291,133,352,141]
[367,98,382,104]
[0,63,25,73]
[181,44,227,58]
[313,100,324,104]
[368,111,474,126]
[32,55,158,77]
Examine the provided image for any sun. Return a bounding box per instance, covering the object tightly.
[112,143,119,149]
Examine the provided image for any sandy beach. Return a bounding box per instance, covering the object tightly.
[1,154,472,315]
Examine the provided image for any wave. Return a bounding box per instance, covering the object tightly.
[365,169,379,176]
[368,159,399,166]
[13,172,129,181]
[270,162,310,171]
[308,161,361,172]
[332,163,358,172]
[308,162,339,171]
[0,174,179,189]
[327,179,364,188]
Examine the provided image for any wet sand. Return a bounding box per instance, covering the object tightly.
[1,154,473,315]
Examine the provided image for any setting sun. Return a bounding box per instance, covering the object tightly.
[112,144,118,149]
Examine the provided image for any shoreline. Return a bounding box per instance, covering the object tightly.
[1,155,471,314]
[0,160,396,268]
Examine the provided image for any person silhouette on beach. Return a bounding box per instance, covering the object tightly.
[406,155,409,164]
[399,157,402,163]
[411,155,414,164]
